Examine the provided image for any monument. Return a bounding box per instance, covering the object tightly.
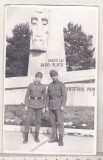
[28,8,67,80]
[5,7,95,105]
[30,8,49,52]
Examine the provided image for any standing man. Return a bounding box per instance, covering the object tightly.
[47,70,67,146]
[23,72,46,144]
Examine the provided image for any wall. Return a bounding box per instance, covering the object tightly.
[4,73,96,106]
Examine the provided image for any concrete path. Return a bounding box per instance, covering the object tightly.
[3,131,95,155]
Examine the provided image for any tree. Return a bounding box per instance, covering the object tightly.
[6,23,30,77]
[64,22,95,71]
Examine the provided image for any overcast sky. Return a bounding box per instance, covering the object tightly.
[5,5,98,52]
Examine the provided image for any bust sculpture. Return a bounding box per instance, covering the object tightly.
[30,8,49,52]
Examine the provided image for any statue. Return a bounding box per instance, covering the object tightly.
[28,8,67,77]
[30,8,49,52]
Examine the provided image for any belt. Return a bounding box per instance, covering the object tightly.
[50,97,61,99]
[30,97,42,100]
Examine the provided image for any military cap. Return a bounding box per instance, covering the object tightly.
[35,72,43,78]
[49,70,58,77]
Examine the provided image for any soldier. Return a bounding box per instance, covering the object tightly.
[23,72,46,144]
[47,70,67,146]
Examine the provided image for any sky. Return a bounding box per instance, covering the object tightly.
[5,5,98,54]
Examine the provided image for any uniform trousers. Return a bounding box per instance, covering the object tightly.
[49,109,64,135]
[25,107,43,133]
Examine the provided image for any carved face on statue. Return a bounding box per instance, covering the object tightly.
[30,8,49,52]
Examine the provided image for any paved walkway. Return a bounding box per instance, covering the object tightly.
[3,131,95,155]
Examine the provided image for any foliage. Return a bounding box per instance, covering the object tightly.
[6,23,30,77]
[64,22,95,71]
[4,105,94,130]
[6,22,96,77]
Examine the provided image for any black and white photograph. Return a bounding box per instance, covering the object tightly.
[3,5,98,154]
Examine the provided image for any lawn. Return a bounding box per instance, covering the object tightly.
[4,105,94,130]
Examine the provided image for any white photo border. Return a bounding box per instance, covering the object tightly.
[0,0,103,155]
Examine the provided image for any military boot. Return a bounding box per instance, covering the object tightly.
[58,134,63,146]
[34,131,40,143]
[48,133,58,143]
[23,133,28,144]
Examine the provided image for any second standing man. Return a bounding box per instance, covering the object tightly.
[47,70,67,146]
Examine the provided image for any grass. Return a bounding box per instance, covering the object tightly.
[4,105,94,129]
[64,106,94,129]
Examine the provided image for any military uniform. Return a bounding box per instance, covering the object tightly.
[47,80,67,134]
[47,70,67,146]
[23,72,46,144]
[25,82,46,133]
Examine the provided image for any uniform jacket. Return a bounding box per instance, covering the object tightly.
[47,80,67,110]
[25,82,46,109]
